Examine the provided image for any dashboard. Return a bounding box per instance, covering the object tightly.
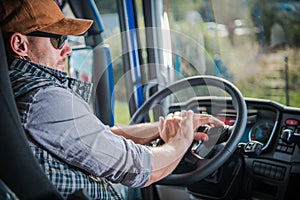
[167,97,300,199]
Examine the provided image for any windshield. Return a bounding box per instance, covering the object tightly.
[66,0,300,124]
[161,0,300,107]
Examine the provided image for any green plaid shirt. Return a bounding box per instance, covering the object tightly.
[9,58,123,199]
[31,145,122,199]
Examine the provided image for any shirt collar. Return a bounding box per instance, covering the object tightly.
[9,58,93,103]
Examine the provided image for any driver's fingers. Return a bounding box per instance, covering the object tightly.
[167,111,188,122]
[167,112,224,129]
[194,113,225,127]
[165,113,174,119]
[194,132,209,141]
[158,116,165,133]
[174,111,181,116]
[173,111,184,120]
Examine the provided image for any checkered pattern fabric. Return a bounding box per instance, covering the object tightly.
[9,58,123,199]
[9,58,93,102]
[31,145,122,199]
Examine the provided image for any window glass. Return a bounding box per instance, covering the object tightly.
[96,0,130,124]
[61,2,91,80]
[164,0,300,107]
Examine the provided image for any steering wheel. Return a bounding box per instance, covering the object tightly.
[129,75,247,186]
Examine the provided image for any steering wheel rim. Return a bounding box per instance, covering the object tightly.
[130,75,247,185]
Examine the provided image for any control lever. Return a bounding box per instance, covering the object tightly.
[243,141,263,157]
[191,125,210,157]
[281,129,300,147]
[191,125,231,158]
[200,125,231,144]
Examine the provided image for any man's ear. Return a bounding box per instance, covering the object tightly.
[10,33,29,57]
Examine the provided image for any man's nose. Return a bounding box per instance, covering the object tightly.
[61,41,72,57]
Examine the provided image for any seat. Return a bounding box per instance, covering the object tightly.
[0,29,92,200]
[0,30,65,200]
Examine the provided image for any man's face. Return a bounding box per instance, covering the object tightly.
[26,35,72,71]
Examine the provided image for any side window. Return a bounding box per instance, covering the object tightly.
[95,0,130,125]
[163,0,213,78]
[61,3,93,82]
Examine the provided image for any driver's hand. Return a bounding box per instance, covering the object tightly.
[158,110,194,143]
[192,113,225,141]
[158,111,225,142]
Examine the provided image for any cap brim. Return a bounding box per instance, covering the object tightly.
[38,18,93,36]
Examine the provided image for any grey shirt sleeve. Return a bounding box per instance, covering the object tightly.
[21,86,152,188]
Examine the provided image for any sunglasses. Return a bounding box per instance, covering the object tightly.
[27,31,68,50]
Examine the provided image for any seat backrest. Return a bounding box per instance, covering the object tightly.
[0,30,64,200]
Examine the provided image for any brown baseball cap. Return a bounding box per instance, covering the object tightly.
[0,0,93,35]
